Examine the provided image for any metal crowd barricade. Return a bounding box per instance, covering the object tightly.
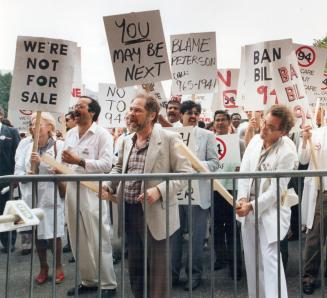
[0,170,326,298]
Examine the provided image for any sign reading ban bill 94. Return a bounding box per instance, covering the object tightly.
[10,36,76,113]
[98,83,136,128]
[103,10,171,88]
[170,32,217,95]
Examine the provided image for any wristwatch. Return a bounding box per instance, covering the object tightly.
[78,158,86,168]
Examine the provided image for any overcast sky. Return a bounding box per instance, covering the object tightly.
[1,0,326,91]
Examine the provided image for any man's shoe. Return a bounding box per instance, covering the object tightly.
[184,279,201,291]
[68,256,75,263]
[67,284,98,296]
[63,244,71,253]
[21,248,32,255]
[96,289,116,298]
[303,282,315,295]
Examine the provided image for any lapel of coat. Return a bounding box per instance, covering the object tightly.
[144,125,161,173]
[122,135,134,173]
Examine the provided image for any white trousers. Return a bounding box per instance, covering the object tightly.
[242,214,288,298]
[66,185,117,289]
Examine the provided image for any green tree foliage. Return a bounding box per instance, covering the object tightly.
[313,35,327,71]
[0,72,12,116]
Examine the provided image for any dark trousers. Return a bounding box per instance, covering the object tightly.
[171,205,209,281]
[0,192,16,250]
[213,191,242,274]
[303,191,327,283]
[125,203,169,298]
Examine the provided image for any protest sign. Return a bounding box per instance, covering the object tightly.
[7,109,32,133]
[9,36,76,113]
[215,134,241,190]
[316,73,327,108]
[166,126,200,205]
[137,82,168,114]
[103,10,171,88]
[170,32,217,95]
[294,44,327,107]
[240,39,293,111]
[69,46,83,108]
[182,93,214,123]
[271,53,312,129]
[98,83,136,128]
[212,69,241,113]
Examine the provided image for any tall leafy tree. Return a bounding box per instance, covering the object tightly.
[0,72,12,116]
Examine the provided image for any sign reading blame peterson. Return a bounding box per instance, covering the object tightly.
[9,36,76,113]
[103,10,171,88]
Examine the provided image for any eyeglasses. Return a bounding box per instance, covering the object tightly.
[185,111,200,116]
[74,104,87,109]
[65,118,71,122]
[261,120,280,132]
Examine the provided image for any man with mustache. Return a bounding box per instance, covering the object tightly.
[61,96,117,298]
[102,93,192,298]
[158,97,182,128]
[171,100,219,291]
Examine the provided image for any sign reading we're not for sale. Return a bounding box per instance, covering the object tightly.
[10,36,76,113]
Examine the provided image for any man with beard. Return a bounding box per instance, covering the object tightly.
[61,96,117,298]
[158,97,182,128]
[171,100,219,291]
[102,93,192,298]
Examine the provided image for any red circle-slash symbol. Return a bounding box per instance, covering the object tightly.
[216,137,227,160]
[296,46,316,67]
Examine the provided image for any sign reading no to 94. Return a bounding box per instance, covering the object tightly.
[216,137,227,160]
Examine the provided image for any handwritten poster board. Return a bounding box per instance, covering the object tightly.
[215,134,241,190]
[166,126,200,205]
[98,83,136,128]
[103,10,171,88]
[170,32,217,95]
[294,44,327,107]
[138,82,168,114]
[9,36,76,113]
[271,53,312,130]
[240,39,293,111]
[212,68,241,113]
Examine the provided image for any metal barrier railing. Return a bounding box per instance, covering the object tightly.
[0,170,326,298]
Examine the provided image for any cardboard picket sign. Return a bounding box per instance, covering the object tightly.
[215,134,241,190]
[69,46,83,109]
[138,82,168,115]
[165,126,200,205]
[240,39,293,111]
[103,10,171,88]
[0,200,43,232]
[212,69,242,113]
[170,32,217,95]
[97,83,136,128]
[182,93,214,123]
[294,44,327,107]
[9,36,76,113]
[271,53,312,130]
[7,109,33,133]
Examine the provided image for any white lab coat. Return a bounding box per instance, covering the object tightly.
[14,139,65,239]
[299,126,327,229]
[237,134,298,298]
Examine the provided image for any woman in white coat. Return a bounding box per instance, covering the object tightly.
[16,112,66,284]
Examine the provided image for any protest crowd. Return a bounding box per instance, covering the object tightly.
[1,8,327,298]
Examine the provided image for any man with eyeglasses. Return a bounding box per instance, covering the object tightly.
[61,96,117,297]
[236,105,298,298]
[65,111,76,131]
[171,100,219,291]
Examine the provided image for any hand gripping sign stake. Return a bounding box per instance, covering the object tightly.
[0,200,44,232]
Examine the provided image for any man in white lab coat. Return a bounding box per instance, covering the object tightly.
[62,96,117,298]
[236,105,298,298]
